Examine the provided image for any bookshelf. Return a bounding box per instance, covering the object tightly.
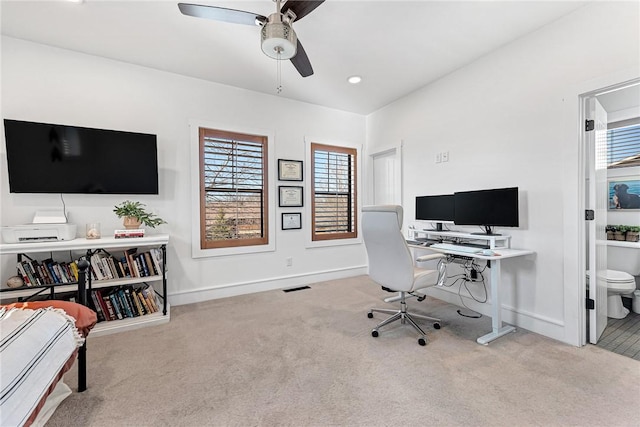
[0,234,170,337]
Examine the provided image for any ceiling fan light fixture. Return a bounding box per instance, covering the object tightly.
[261,22,297,60]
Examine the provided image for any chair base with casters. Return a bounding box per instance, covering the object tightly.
[367,291,441,346]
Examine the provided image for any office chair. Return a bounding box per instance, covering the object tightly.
[362,205,447,346]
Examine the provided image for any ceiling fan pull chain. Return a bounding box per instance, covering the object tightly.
[276,49,283,94]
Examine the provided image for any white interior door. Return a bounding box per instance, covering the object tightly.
[371,145,402,205]
[587,97,608,344]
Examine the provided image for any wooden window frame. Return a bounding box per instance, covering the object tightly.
[311,142,357,241]
[199,127,269,249]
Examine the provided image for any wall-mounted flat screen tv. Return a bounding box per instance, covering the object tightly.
[4,119,159,194]
[454,187,519,235]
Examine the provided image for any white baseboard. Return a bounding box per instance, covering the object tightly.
[168,266,368,306]
[425,286,568,344]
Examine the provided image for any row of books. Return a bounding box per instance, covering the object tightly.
[114,229,145,238]
[16,258,79,287]
[90,247,163,281]
[88,284,161,322]
[13,247,164,288]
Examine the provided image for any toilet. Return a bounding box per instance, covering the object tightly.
[606,241,640,318]
[602,269,636,319]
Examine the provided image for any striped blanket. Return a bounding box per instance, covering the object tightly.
[0,307,84,427]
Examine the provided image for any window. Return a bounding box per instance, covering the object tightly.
[311,143,357,241]
[199,127,268,249]
[607,119,640,168]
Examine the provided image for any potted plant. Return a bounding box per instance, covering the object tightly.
[606,225,617,240]
[626,225,640,242]
[113,200,167,229]
[614,225,627,241]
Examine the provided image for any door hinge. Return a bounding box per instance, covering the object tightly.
[585,119,595,131]
[585,209,595,221]
[586,298,595,310]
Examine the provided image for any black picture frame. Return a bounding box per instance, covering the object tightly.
[282,212,302,230]
[279,186,304,207]
[278,159,303,181]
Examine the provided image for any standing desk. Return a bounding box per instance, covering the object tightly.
[407,230,534,345]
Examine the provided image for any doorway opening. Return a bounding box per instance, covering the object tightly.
[581,78,640,360]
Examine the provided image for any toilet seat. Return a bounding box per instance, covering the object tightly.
[600,269,636,293]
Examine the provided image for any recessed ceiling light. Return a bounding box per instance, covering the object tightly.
[347,75,362,85]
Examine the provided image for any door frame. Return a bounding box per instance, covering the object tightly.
[367,141,403,206]
[577,77,640,345]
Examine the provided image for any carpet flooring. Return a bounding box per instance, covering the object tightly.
[48,275,639,426]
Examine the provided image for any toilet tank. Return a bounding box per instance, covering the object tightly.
[607,241,640,276]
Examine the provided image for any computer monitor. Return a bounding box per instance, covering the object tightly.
[415,194,455,231]
[454,187,519,235]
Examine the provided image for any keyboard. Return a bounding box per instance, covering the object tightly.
[406,239,439,246]
[429,243,482,254]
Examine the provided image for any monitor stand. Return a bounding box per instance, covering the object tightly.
[424,222,445,232]
[471,225,501,236]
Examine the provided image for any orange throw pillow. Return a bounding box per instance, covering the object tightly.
[3,301,97,337]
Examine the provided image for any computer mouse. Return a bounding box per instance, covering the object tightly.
[481,249,495,256]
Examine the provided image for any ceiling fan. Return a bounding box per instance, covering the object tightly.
[178,1,325,78]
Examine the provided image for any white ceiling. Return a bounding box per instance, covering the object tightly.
[1,0,588,115]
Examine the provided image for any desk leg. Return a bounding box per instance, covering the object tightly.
[476,259,516,345]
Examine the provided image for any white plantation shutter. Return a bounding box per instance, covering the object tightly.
[199,128,268,249]
[607,119,640,168]
[311,143,357,241]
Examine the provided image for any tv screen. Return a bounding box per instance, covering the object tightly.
[454,187,519,233]
[415,194,455,222]
[4,119,159,194]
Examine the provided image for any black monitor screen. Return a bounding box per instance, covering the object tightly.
[454,187,519,231]
[415,194,455,222]
[4,119,159,194]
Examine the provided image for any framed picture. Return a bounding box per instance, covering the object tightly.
[279,186,303,207]
[282,212,302,230]
[608,178,640,210]
[278,159,303,181]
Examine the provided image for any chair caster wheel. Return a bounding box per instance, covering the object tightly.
[372,330,379,338]
[433,323,441,329]
[367,312,373,319]
[418,337,426,346]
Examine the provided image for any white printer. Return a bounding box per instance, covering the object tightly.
[1,223,77,243]
[1,211,77,243]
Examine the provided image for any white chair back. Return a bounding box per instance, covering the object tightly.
[362,205,415,292]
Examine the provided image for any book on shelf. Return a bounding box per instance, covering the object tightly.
[16,262,32,286]
[114,229,145,238]
[89,290,106,322]
[108,290,124,320]
[143,252,157,276]
[98,290,116,321]
[124,248,139,278]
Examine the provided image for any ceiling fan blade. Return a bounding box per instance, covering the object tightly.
[282,1,325,21]
[290,39,313,77]
[178,3,266,26]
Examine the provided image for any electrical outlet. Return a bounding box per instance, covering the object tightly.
[435,152,442,163]
[442,151,449,162]
[286,257,293,267]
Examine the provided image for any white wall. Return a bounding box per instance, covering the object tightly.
[365,1,639,345]
[1,37,368,304]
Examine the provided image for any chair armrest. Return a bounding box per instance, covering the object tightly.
[415,253,446,263]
